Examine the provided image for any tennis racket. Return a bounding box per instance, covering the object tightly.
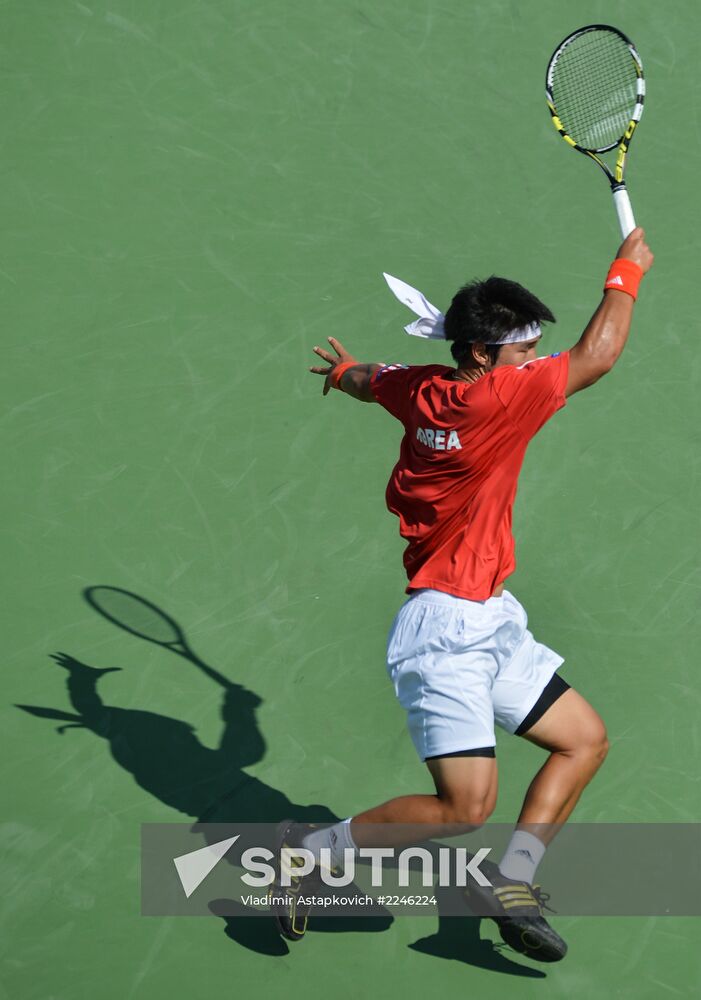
[545,24,645,238]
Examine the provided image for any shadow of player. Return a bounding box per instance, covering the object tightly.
[15,588,540,976]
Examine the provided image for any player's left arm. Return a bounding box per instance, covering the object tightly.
[310,337,380,402]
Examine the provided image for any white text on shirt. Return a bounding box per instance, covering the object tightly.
[416,427,462,451]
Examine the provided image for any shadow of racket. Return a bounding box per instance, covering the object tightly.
[83,585,250,695]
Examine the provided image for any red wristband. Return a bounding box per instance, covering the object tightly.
[329,361,357,391]
[604,258,643,300]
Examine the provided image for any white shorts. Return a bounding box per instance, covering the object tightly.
[386,588,564,761]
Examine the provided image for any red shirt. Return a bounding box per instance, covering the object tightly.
[369,353,570,600]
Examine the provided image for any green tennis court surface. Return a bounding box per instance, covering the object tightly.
[3,0,700,996]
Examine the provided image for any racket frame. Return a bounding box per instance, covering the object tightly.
[84,585,191,654]
[84,585,237,689]
[545,23,645,237]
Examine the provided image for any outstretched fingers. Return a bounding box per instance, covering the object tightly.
[312,336,352,365]
[308,337,357,396]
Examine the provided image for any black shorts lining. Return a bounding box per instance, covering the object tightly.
[424,746,496,762]
[515,673,570,736]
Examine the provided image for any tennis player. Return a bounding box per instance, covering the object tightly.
[273,228,653,961]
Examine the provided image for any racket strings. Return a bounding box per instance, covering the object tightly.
[551,31,638,150]
[87,587,181,644]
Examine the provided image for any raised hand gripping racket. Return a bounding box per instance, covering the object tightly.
[546,24,645,238]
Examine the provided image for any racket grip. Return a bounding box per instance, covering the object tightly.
[612,186,636,239]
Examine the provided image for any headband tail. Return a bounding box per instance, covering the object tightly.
[383,273,446,340]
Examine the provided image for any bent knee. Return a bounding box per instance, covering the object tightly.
[572,723,609,766]
[595,731,610,764]
[441,799,495,827]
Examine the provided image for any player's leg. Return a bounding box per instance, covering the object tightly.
[489,593,609,876]
[346,589,501,847]
[350,750,499,846]
[469,681,606,963]
[270,591,502,941]
[477,593,586,962]
[270,752,498,942]
[493,673,608,882]
[487,673,607,891]
[514,683,609,834]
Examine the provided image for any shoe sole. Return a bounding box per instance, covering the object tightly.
[495,917,567,963]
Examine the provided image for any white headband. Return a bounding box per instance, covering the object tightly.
[383,273,542,346]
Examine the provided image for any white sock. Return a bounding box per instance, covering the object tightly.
[498,830,546,885]
[301,817,357,870]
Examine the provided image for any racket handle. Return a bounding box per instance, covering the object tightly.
[612,185,636,239]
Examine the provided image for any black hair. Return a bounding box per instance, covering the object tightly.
[443,276,556,367]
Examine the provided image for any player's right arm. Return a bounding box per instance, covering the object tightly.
[565,227,654,397]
